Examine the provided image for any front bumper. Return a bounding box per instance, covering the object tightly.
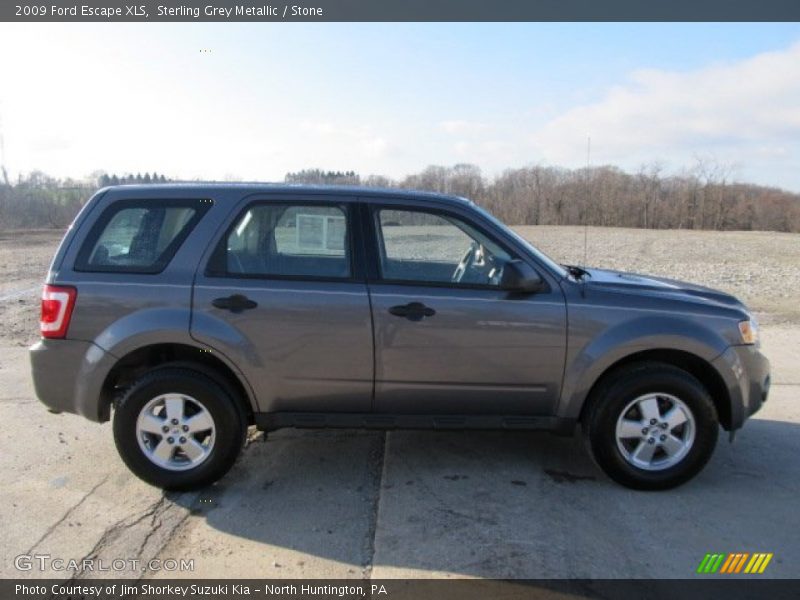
[30,338,116,422]
[711,344,771,430]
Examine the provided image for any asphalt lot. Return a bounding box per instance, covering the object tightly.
[1,326,798,580]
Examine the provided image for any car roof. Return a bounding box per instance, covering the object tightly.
[100,182,475,207]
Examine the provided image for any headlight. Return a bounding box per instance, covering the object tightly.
[738,318,759,345]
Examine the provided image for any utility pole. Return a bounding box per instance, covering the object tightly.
[0,109,9,186]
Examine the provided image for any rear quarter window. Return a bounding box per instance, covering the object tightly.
[75,199,211,274]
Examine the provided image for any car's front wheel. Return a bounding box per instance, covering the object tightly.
[113,367,246,491]
[584,362,719,490]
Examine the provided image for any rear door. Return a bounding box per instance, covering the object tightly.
[364,199,567,416]
[191,194,373,413]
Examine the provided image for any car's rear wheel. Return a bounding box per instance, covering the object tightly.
[113,367,246,491]
[584,362,719,490]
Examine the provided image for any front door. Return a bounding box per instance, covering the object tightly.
[192,197,373,413]
[366,203,567,415]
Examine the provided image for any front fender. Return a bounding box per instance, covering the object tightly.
[557,313,731,420]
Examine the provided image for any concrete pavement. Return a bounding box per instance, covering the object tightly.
[1,326,797,580]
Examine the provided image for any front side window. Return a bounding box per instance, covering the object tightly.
[375,208,512,286]
[222,204,350,279]
[77,201,206,273]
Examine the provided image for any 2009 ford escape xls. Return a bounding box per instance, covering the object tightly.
[30,184,770,491]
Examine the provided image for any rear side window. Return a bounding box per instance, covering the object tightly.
[75,199,210,273]
[209,203,351,279]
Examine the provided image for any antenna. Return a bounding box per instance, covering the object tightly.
[583,136,591,270]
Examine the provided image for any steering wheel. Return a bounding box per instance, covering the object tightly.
[451,241,479,283]
[228,250,246,274]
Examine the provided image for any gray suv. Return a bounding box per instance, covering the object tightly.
[30,184,770,491]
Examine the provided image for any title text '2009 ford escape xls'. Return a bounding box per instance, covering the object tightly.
[30,185,770,490]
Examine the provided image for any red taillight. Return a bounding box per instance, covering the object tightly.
[40,285,77,339]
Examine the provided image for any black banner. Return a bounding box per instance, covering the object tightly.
[3,579,800,600]
[3,0,800,22]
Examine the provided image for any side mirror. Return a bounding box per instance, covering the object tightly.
[500,260,546,293]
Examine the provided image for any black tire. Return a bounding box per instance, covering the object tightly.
[583,362,719,490]
[113,367,246,491]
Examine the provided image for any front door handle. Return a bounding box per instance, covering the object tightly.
[388,302,436,322]
[212,294,258,313]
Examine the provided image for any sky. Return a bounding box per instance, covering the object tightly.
[1,23,800,190]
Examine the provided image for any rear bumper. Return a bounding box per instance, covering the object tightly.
[30,339,116,422]
[712,344,771,430]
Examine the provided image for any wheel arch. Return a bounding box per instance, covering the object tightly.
[577,349,732,430]
[99,342,256,423]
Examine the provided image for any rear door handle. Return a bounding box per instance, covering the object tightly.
[212,294,258,313]
[388,302,436,322]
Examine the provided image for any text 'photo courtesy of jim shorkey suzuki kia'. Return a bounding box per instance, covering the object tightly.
[30,184,771,491]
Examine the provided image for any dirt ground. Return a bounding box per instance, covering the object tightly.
[1,226,798,580]
[2,226,798,347]
[0,229,64,345]
[521,225,800,325]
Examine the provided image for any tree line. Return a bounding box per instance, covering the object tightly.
[285,163,800,232]
[0,164,798,232]
[0,171,170,229]
[98,172,170,186]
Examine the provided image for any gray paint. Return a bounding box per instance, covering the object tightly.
[30,183,770,433]
[369,284,565,414]
[191,280,374,413]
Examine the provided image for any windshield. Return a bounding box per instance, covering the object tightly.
[471,203,568,279]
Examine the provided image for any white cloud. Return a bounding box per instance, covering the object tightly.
[439,120,488,135]
[531,42,800,171]
[299,120,391,160]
